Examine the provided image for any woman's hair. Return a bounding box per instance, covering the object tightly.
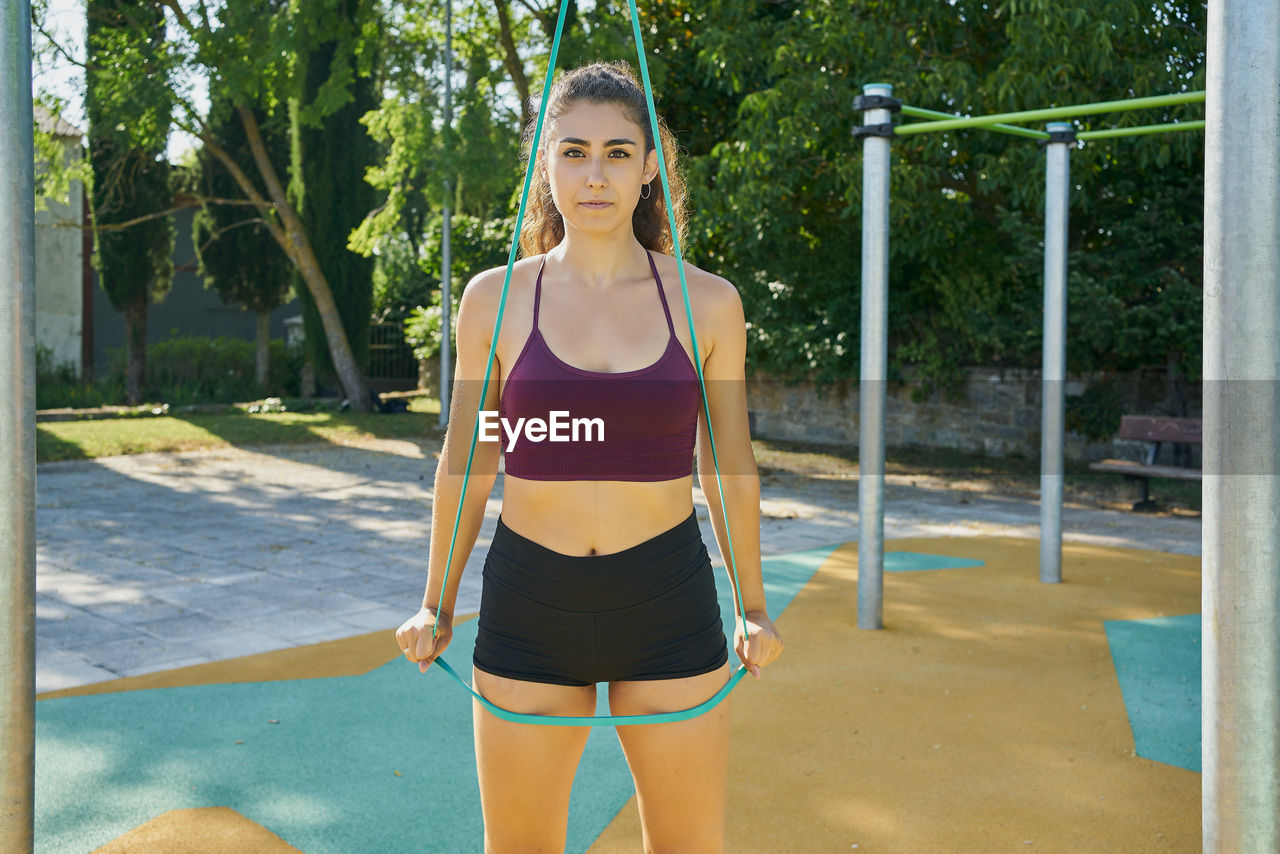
[517,59,689,258]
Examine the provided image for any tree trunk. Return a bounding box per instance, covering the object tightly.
[124,291,147,405]
[256,309,270,391]
[198,103,372,411]
[494,0,531,127]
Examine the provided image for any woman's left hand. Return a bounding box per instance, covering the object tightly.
[733,610,784,680]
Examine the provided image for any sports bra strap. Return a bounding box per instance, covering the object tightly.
[646,249,677,337]
[532,255,546,331]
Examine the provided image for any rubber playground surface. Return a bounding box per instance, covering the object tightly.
[36,530,1200,852]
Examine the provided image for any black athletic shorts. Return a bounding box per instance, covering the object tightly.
[472,508,730,686]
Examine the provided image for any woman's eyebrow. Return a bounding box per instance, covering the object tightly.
[558,137,636,147]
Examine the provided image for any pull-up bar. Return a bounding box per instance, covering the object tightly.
[852,82,1210,635]
[899,104,1051,140]
[893,90,1206,136]
[900,107,1206,143]
[1076,119,1206,141]
[853,53,1279,846]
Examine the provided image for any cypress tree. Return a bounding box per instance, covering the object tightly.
[288,0,381,394]
[192,81,294,391]
[85,0,174,403]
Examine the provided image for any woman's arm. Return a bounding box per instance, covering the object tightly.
[694,274,766,618]
[420,271,504,617]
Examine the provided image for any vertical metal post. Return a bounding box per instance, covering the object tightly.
[857,84,892,630]
[1039,122,1072,585]
[438,0,453,426]
[1203,0,1280,849]
[1,0,37,848]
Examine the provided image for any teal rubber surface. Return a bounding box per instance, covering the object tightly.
[1105,613,1201,772]
[883,551,986,572]
[35,542,842,854]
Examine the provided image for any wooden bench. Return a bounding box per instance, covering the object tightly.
[1088,415,1202,511]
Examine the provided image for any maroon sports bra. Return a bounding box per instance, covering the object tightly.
[497,250,700,481]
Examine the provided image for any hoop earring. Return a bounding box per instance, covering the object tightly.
[640,181,652,200]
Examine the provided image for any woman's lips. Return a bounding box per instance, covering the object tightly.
[580,201,612,208]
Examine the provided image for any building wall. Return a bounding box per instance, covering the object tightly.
[34,169,85,377]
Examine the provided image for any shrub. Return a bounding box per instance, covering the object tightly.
[36,335,305,409]
[404,286,462,363]
[35,344,124,409]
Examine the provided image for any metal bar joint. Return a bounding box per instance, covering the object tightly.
[852,94,902,113]
[852,122,896,140]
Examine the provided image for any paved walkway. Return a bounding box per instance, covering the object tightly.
[34,438,1201,694]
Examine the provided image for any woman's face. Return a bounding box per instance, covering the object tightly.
[540,101,659,231]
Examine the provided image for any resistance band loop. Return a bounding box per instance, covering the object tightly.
[425,0,751,727]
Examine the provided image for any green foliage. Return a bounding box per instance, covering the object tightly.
[53,0,1208,405]
[403,286,462,363]
[691,0,1206,389]
[37,336,305,409]
[1064,378,1127,443]
[373,210,514,324]
[85,0,176,317]
[289,0,383,382]
[400,212,513,361]
[112,335,305,405]
[34,344,123,410]
[31,91,94,215]
[191,87,294,316]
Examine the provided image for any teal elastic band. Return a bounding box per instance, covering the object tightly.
[434,656,750,726]
[424,0,752,727]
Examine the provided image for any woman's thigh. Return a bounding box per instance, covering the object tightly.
[472,666,597,852]
[608,661,733,854]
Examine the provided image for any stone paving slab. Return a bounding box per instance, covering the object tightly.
[33,438,1201,694]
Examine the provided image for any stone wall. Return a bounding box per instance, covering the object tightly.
[745,366,1203,468]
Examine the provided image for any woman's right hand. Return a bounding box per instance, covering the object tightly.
[395,607,453,674]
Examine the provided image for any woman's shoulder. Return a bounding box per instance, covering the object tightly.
[647,251,739,302]
[465,256,542,301]
[455,257,543,340]
[647,251,743,328]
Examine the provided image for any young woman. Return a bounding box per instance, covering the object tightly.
[396,60,783,853]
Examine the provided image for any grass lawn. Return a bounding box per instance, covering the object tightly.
[36,396,444,463]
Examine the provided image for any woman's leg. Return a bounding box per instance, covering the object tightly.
[473,666,597,853]
[609,662,733,854]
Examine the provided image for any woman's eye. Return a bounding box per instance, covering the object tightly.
[565,150,628,158]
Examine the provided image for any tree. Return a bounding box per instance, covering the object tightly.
[47,0,1205,413]
[85,0,175,404]
[288,0,382,395]
[191,85,294,391]
[692,0,1206,391]
[41,0,385,410]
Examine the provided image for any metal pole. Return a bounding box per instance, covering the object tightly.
[1203,0,1280,849]
[1,0,37,848]
[438,0,453,426]
[857,84,892,630]
[1039,123,1072,585]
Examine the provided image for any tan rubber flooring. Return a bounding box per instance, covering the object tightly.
[40,535,1200,853]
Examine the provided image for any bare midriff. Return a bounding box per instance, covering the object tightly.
[500,475,695,556]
